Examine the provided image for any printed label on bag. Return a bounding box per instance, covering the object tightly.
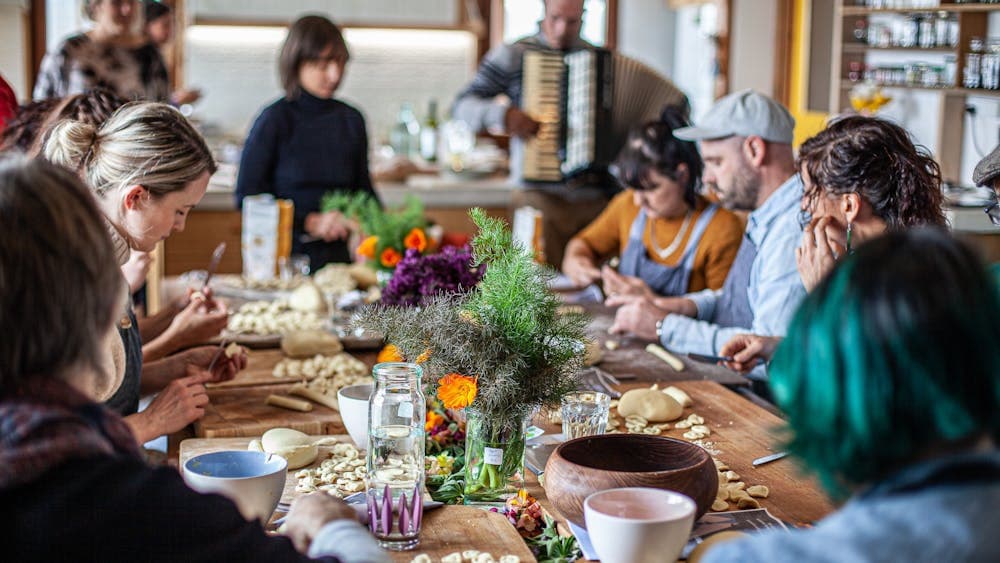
[484,447,504,465]
[397,402,413,418]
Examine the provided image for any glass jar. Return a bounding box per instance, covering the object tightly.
[965,37,985,89]
[463,406,530,505]
[366,362,426,551]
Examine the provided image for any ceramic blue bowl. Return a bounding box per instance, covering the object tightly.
[183,450,287,522]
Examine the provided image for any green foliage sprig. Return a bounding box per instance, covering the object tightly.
[353,208,586,431]
[321,191,425,270]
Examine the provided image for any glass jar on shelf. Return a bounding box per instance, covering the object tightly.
[965,37,985,89]
[848,61,864,82]
[919,17,936,48]
[944,56,958,87]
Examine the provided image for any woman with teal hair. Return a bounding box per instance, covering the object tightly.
[704,229,1000,562]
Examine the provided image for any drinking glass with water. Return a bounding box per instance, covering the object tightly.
[561,391,611,440]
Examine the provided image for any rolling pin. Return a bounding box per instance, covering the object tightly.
[265,394,313,412]
[288,384,340,411]
[645,344,685,372]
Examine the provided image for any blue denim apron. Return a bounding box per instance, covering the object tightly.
[713,233,757,329]
[618,204,720,297]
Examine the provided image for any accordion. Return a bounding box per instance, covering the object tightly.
[520,48,687,183]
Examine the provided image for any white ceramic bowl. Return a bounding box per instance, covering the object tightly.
[584,487,696,563]
[183,450,287,522]
[338,382,373,450]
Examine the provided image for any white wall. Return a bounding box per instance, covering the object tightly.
[672,5,717,121]
[617,0,676,80]
[184,25,477,142]
[0,0,29,102]
[729,0,777,96]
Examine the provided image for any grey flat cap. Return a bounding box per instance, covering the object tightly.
[674,89,795,144]
[973,144,1000,187]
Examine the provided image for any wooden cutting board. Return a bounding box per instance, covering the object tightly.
[209,349,289,389]
[195,383,346,438]
[210,349,379,390]
[583,303,748,385]
[179,437,537,563]
[392,506,536,563]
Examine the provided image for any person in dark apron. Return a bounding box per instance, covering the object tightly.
[43,102,247,445]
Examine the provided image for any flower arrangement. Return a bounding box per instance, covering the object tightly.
[321,192,427,271]
[380,246,482,307]
[354,208,587,503]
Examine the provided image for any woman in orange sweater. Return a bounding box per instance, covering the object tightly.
[563,107,744,298]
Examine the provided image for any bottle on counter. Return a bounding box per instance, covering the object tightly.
[419,99,439,163]
[390,103,421,160]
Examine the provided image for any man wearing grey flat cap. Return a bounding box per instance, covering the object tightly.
[609,90,806,383]
[974,144,1000,227]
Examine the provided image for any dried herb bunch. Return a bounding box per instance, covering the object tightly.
[353,208,586,430]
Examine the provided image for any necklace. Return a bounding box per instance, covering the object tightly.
[647,210,693,260]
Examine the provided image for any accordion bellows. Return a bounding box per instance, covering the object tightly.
[521,49,687,183]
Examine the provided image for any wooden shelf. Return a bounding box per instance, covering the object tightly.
[840,79,1000,97]
[843,4,1000,16]
[843,43,958,53]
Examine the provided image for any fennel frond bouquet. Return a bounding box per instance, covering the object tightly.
[353,207,587,429]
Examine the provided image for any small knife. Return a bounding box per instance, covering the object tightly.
[752,451,789,467]
[201,242,227,290]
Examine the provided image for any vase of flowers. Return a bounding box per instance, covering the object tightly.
[354,208,587,505]
[321,192,428,273]
[462,406,529,502]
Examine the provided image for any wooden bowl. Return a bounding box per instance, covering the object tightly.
[543,434,718,528]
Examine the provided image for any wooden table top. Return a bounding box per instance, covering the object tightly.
[180,436,535,563]
[582,303,749,386]
[530,380,834,528]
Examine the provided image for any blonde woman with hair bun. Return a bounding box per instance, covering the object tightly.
[45,101,246,444]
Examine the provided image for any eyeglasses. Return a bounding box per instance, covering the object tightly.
[985,201,1000,226]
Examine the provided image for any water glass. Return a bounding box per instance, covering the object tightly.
[561,391,610,440]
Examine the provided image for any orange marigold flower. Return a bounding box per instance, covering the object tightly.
[414,348,431,364]
[403,227,427,252]
[357,236,378,259]
[437,373,477,409]
[377,344,403,363]
[380,247,402,268]
[425,410,445,432]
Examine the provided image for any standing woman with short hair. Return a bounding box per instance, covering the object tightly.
[45,102,245,443]
[236,15,379,270]
[33,0,169,102]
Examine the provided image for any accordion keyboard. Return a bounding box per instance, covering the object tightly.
[521,50,565,182]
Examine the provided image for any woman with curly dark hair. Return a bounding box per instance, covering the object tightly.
[722,115,947,373]
[795,115,946,290]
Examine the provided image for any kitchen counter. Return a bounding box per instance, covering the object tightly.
[197,164,518,211]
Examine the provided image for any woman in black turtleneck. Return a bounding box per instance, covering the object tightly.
[236,15,378,269]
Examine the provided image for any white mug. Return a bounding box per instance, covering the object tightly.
[337,383,373,450]
[584,487,696,563]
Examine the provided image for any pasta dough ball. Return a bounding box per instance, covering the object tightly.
[616,388,683,422]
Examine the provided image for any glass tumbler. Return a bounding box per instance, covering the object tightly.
[561,391,611,440]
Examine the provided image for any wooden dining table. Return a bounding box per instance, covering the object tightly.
[169,291,834,561]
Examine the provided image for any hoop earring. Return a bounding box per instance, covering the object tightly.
[846,221,854,255]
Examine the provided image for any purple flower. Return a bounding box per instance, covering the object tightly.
[381,246,483,307]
